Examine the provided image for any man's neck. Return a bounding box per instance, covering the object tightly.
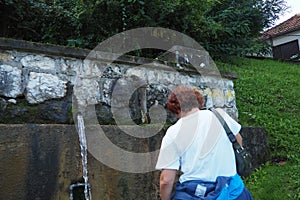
[180,108,199,118]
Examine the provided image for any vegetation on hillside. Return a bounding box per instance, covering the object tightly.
[218,58,300,199]
[0,0,287,57]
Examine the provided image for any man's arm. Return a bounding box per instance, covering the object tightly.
[160,169,177,200]
[236,133,243,147]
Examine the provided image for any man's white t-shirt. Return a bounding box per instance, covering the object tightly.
[156,108,241,183]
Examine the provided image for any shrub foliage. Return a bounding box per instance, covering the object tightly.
[0,0,287,57]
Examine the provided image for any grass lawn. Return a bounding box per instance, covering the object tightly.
[218,57,300,199]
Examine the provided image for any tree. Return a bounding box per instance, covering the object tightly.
[202,0,287,57]
[0,0,287,57]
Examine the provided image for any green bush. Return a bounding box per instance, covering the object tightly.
[0,0,287,57]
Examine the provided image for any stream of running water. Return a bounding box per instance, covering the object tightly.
[70,114,92,200]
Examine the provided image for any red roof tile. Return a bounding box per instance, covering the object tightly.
[261,14,300,40]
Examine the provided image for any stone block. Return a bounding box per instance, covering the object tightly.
[240,127,271,175]
[0,64,22,98]
[26,72,67,104]
[21,55,56,70]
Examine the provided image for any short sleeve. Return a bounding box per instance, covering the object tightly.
[155,129,181,170]
[216,108,241,135]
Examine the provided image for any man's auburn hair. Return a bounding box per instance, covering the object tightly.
[167,86,204,115]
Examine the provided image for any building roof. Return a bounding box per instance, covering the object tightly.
[261,14,300,40]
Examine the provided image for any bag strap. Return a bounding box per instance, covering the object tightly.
[209,108,241,150]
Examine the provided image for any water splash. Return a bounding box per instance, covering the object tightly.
[70,114,92,200]
[69,182,91,200]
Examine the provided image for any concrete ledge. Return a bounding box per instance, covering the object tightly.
[0,124,269,199]
[0,37,89,59]
[0,124,162,200]
[0,37,237,79]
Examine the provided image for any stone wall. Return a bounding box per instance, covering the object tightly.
[0,38,238,124]
[0,38,270,200]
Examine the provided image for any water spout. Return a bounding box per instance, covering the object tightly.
[71,114,92,200]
